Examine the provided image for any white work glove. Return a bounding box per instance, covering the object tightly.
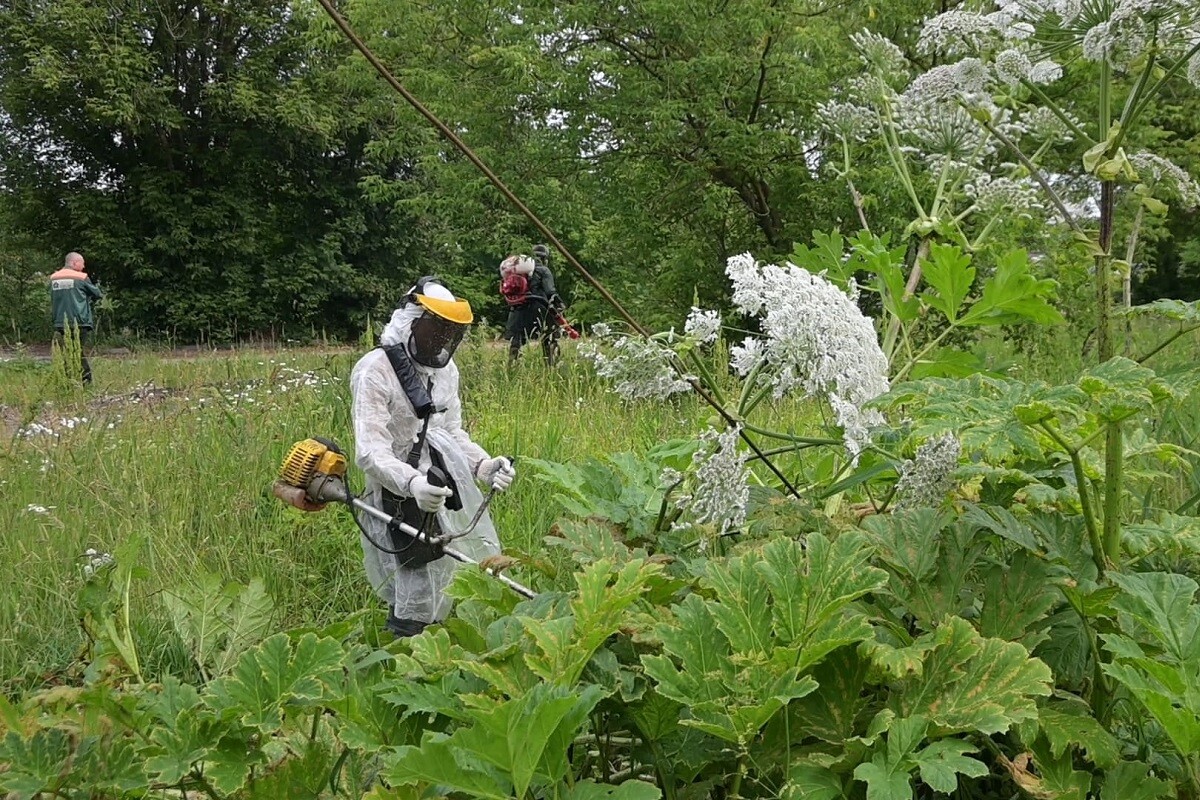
[476,456,516,492]
[408,474,453,512]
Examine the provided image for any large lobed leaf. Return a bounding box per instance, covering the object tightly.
[205,632,345,732]
[874,617,1053,735]
[641,533,886,747]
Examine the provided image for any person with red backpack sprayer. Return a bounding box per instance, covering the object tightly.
[500,244,576,364]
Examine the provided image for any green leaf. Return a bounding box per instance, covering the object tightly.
[1122,298,1200,322]
[214,578,274,675]
[1028,738,1092,800]
[643,534,882,747]
[0,729,73,798]
[628,690,683,743]
[1037,707,1120,768]
[1108,571,1200,662]
[853,758,912,800]
[959,249,1065,327]
[205,633,344,732]
[920,243,974,323]
[1102,659,1200,755]
[852,716,926,800]
[758,532,887,650]
[144,707,223,785]
[913,739,988,794]
[784,765,845,800]
[562,780,663,799]
[891,618,1052,734]
[978,552,1057,647]
[386,735,512,799]
[1076,357,1160,423]
[389,684,605,797]
[205,734,267,795]
[908,347,988,380]
[522,559,658,687]
[1100,761,1171,800]
[862,509,946,583]
[789,647,870,743]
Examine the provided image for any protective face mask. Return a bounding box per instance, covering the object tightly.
[407,311,466,368]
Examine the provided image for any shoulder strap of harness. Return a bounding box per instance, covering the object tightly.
[381,343,435,419]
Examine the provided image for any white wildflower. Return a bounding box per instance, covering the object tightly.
[659,467,684,488]
[996,0,1081,27]
[81,548,115,579]
[817,100,876,143]
[893,433,962,510]
[966,173,1043,217]
[1026,106,1075,141]
[1081,20,1146,68]
[850,29,909,75]
[1130,152,1200,209]
[904,61,986,105]
[726,253,890,458]
[581,334,692,401]
[675,425,750,536]
[1029,59,1063,84]
[994,48,1033,86]
[729,337,766,377]
[684,307,722,345]
[18,422,56,438]
[919,10,1004,56]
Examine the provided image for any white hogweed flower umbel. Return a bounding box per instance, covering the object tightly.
[675,425,750,537]
[726,253,890,458]
[919,10,1005,56]
[893,433,962,510]
[684,307,722,345]
[580,330,693,401]
[850,29,910,76]
[817,100,876,143]
[1130,152,1200,209]
[966,173,1043,217]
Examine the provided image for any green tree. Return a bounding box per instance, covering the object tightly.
[335,0,933,327]
[0,0,420,340]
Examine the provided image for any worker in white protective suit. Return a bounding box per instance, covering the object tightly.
[349,276,516,637]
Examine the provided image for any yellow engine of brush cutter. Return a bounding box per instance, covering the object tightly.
[274,437,351,510]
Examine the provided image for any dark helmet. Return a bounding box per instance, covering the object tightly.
[532,244,550,264]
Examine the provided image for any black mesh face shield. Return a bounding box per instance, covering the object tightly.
[408,310,467,368]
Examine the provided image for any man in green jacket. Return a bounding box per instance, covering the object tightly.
[49,251,103,384]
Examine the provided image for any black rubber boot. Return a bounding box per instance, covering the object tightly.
[386,612,428,638]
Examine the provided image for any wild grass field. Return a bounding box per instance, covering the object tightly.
[0,333,825,690]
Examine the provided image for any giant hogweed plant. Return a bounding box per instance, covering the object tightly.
[823,1,1200,364]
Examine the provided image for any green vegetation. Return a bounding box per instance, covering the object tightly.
[0,339,781,686]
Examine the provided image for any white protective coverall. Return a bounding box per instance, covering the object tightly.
[349,305,501,623]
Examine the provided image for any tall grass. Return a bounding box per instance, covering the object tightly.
[0,338,801,689]
[3,321,1197,691]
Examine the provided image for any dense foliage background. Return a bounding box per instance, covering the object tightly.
[2,0,1195,344]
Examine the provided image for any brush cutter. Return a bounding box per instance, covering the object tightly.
[272,437,535,599]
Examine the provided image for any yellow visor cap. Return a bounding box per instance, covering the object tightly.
[415,293,473,325]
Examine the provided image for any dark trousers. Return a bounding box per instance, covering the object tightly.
[53,327,93,384]
[505,303,559,364]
